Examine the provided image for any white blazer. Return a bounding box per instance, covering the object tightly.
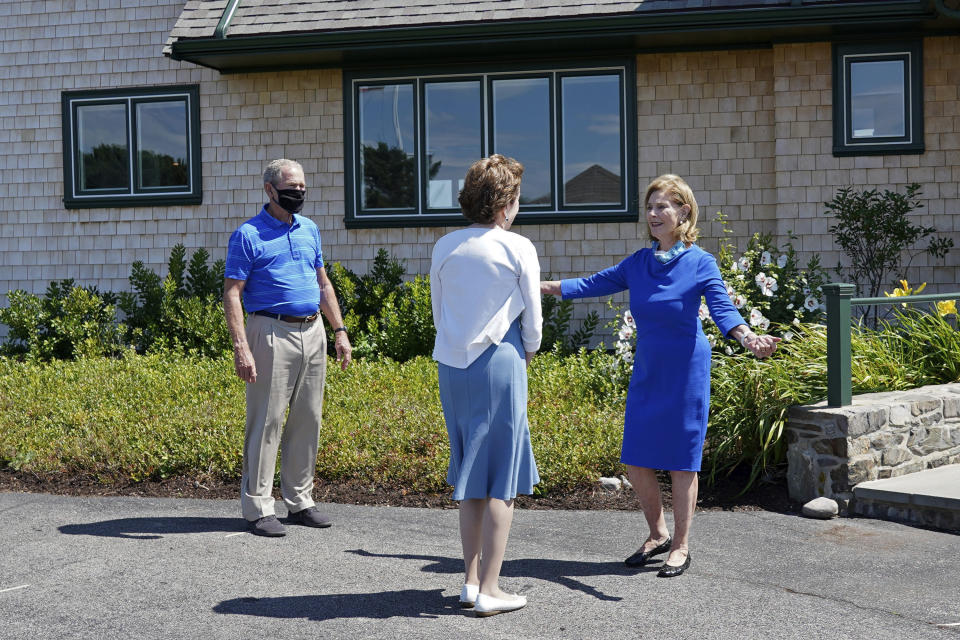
[430,227,543,368]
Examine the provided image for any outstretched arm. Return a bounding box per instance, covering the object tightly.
[729,324,781,358]
[541,280,561,296]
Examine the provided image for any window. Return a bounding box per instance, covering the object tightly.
[344,62,636,227]
[61,85,201,208]
[832,42,923,156]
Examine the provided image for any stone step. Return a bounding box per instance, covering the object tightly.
[851,464,960,532]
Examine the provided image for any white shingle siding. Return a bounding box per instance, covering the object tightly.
[1,0,958,340]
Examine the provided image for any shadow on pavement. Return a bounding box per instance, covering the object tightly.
[58,517,246,539]
[347,549,640,601]
[213,589,454,621]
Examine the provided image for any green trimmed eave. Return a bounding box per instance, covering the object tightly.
[167,1,960,73]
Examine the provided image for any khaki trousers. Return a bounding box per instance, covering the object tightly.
[240,312,327,521]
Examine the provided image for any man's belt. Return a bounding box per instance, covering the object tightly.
[253,309,320,323]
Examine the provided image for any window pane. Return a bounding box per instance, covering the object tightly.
[136,100,189,189]
[76,103,128,191]
[358,83,416,210]
[425,80,482,209]
[850,60,905,138]
[561,75,622,206]
[493,77,551,205]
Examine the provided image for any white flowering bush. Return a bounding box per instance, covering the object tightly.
[703,220,829,355]
[614,307,636,364]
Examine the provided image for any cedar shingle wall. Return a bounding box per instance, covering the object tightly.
[2,0,958,338]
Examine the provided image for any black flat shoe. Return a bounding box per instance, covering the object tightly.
[624,536,672,567]
[657,554,691,578]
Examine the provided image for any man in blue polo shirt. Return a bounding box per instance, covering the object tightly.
[223,158,353,537]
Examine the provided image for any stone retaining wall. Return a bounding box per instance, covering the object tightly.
[786,383,960,511]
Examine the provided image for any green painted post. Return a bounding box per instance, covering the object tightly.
[823,283,856,407]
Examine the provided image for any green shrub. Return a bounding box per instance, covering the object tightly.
[365,275,436,362]
[0,351,243,481]
[540,294,599,355]
[325,248,433,361]
[877,304,960,383]
[0,350,625,493]
[0,281,125,360]
[119,244,228,356]
[0,245,228,360]
[824,183,953,325]
[0,304,956,494]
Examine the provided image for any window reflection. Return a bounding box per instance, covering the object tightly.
[137,101,189,189]
[561,75,622,206]
[425,81,482,209]
[359,83,416,209]
[850,60,905,138]
[493,77,551,205]
[77,103,128,191]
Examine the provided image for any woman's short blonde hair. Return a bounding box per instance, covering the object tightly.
[643,174,700,244]
[458,154,524,224]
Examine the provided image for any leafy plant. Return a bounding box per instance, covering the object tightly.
[365,275,436,362]
[0,280,125,360]
[325,249,434,361]
[824,183,954,325]
[118,244,228,356]
[540,293,599,356]
[0,350,626,494]
[2,303,957,494]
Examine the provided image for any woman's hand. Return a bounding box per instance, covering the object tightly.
[541,280,561,296]
[741,332,781,358]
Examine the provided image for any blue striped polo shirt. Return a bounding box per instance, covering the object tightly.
[225,206,324,316]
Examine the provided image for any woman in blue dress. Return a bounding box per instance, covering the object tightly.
[542,174,779,577]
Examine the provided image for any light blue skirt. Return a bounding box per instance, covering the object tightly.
[437,318,540,501]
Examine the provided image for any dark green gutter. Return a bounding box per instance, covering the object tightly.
[169,1,952,72]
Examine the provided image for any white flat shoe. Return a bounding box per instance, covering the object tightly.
[459,584,479,608]
[474,593,527,617]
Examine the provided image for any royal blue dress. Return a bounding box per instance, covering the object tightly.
[561,244,745,471]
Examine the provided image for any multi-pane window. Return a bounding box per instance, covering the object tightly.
[832,42,923,156]
[61,85,201,208]
[345,63,635,227]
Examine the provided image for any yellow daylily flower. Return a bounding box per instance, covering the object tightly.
[937,300,957,316]
[884,280,927,307]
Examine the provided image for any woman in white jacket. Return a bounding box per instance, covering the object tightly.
[430,154,542,617]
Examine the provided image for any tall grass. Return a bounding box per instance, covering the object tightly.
[704,311,960,487]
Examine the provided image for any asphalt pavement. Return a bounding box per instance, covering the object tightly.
[1,491,958,639]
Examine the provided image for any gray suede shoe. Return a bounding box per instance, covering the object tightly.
[250,515,286,537]
[286,506,332,528]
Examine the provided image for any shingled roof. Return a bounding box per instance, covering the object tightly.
[166,0,798,47]
[165,0,959,72]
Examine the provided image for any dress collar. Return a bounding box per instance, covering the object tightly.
[651,239,688,264]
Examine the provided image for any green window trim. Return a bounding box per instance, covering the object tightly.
[343,60,638,229]
[832,41,923,157]
[61,85,202,209]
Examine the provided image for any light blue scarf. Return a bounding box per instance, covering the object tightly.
[652,240,687,264]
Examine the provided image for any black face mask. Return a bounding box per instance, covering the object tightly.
[274,187,306,214]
